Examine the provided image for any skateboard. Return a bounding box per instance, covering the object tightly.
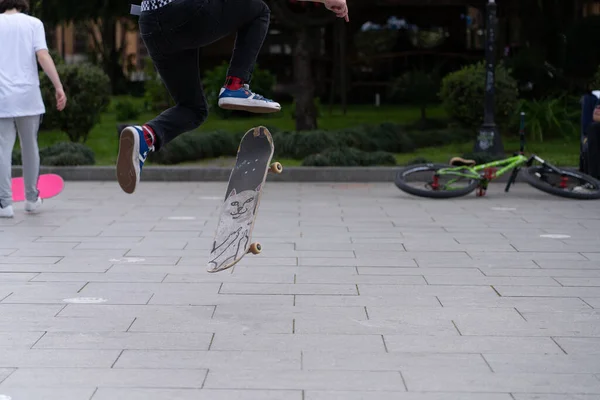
[12,173,64,202]
[207,126,283,273]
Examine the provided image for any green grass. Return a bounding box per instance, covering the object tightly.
[30,97,580,167]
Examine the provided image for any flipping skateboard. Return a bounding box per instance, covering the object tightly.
[207,126,283,273]
[12,173,64,202]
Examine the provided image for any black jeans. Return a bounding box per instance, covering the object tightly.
[138,0,270,150]
[584,122,600,179]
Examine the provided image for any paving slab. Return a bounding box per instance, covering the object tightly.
[0,181,599,399]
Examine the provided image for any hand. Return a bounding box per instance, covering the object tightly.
[594,106,600,123]
[55,87,67,111]
[323,0,349,22]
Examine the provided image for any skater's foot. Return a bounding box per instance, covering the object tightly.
[116,125,155,194]
[25,197,42,213]
[218,84,281,113]
[0,204,13,218]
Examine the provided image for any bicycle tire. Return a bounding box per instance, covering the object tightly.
[521,166,600,200]
[395,163,479,199]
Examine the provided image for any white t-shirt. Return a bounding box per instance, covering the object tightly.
[0,12,48,118]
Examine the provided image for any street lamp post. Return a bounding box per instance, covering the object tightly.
[474,0,504,155]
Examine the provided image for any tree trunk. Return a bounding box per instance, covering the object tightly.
[294,27,318,131]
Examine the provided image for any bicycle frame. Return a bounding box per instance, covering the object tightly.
[430,112,559,193]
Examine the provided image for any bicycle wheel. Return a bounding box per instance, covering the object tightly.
[521,165,600,200]
[395,163,479,199]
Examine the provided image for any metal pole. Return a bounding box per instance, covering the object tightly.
[474,0,504,155]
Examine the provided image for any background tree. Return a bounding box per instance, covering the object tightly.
[268,0,341,131]
[33,0,136,94]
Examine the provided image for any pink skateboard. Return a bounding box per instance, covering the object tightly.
[12,174,64,202]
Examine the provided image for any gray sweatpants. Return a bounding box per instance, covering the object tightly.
[0,115,41,207]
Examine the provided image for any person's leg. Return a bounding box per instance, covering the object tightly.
[15,115,42,210]
[587,123,600,179]
[217,0,280,113]
[117,47,206,194]
[0,118,17,217]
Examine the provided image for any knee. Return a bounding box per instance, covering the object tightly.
[259,0,270,17]
[190,106,208,129]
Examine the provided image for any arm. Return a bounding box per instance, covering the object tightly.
[36,50,67,111]
[33,19,66,111]
[36,50,62,91]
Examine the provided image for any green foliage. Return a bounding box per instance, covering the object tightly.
[405,157,432,165]
[439,61,519,130]
[39,63,111,143]
[143,58,175,112]
[510,97,579,142]
[390,70,439,120]
[114,98,142,121]
[274,130,339,160]
[202,62,277,119]
[12,142,95,166]
[148,130,241,165]
[148,122,470,165]
[302,147,396,167]
[503,47,565,99]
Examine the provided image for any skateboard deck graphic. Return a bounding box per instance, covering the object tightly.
[207,126,282,273]
[12,173,64,202]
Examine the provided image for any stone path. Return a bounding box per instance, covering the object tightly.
[0,181,599,400]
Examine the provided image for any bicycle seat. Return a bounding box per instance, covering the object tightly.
[449,157,476,167]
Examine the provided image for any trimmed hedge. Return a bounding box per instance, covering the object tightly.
[149,122,472,166]
[302,147,396,167]
[12,142,95,166]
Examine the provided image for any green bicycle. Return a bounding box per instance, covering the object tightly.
[395,113,600,200]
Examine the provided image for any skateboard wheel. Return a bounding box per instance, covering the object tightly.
[269,162,283,174]
[249,242,262,255]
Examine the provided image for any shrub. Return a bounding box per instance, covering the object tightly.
[202,62,277,118]
[405,157,432,165]
[149,130,240,165]
[39,63,111,143]
[275,130,339,160]
[146,123,471,165]
[114,98,142,121]
[12,142,95,166]
[439,61,519,130]
[510,97,579,142]
[302,147,397,167]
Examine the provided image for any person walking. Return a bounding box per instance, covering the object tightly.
[0,0,67,218]
[117,0,349,194]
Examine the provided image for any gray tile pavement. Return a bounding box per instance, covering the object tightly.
[0,181,599,399]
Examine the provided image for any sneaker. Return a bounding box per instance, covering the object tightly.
[0,205,13,218]
[218,84,281,113]
[25,197,42,213]
[117,125,154,194]
[573,183,596,193]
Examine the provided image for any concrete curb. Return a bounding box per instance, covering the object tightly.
[11,165,580,183]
